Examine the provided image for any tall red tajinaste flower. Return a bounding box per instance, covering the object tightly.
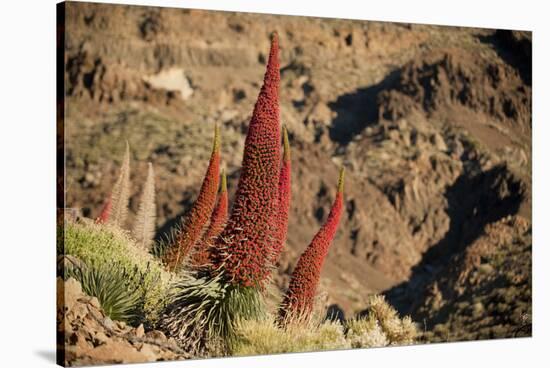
[270,125,291,265]
[95,196,112,224]
[191,170,229,267]
[164,125,221,271]
[211,33,281,288]
[279,168,345,322]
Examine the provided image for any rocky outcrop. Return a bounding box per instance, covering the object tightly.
[377,48,532,135]
[413,216,531,342]
[57,278,188,366]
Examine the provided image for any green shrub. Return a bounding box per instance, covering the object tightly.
[61,221,176,326]
[159,273,266,356]
[65,262,142,323]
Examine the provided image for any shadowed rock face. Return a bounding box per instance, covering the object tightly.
[377,49,531,135]
[384,215,532,342]
[62,2,531,340]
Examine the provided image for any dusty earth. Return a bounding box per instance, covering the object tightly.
[60,1,532,351]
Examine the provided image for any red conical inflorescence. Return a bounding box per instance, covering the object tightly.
[279,168,345,322]
[191,170,229,267]
[270,125,291,265]
[210,33,281,288]
[95,196,112,224]
[164,125,221,271]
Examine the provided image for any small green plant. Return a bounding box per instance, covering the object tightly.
[65,262,143,323]
[159,272,265,356]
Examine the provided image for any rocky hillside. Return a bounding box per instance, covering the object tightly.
[61,2,531,339]
[384,215,531,341]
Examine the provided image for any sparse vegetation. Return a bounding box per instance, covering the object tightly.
[232,295,416,356]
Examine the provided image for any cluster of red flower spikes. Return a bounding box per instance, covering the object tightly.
[270,125,291,266]
[279,168,345,323]
[190,169,229,267]
[163,125,221,271]
[210,32,281,288]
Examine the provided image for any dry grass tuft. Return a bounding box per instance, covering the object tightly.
[232,317,349,356]
[351,295,417,346]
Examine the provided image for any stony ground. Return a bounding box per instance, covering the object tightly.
[61,1,532,353]
[58,277,188,366]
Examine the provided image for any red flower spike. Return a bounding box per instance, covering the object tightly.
[164,124,221,271]
[280,168,345,322]
[95,196,112,224]
[191,170,229,267]
[211,33,281,287]
[270,125,291,265]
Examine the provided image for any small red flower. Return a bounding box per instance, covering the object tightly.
[95,196,112,224]
[280,168,345,322]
